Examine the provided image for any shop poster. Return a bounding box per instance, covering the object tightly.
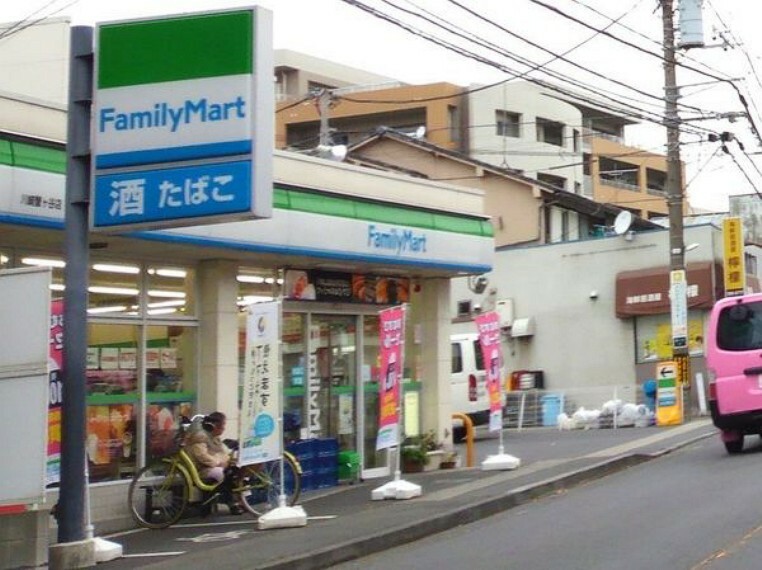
[47,299,64,485]
[376,305,406,451]
[475,311,504,432]
[239,301,282,466]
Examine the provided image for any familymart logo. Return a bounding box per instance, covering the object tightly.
[98,96,247,134]
[367,224,428,256]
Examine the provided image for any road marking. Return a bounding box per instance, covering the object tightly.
[177,530,251,542]
[120,551,186,558]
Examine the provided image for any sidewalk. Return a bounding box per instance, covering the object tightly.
[98,419,716,570]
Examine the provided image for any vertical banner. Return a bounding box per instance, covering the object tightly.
[47,299,64,485]
[475,311,503,432]
[239,301,282,466]
[376,305,406,451]
[723,216,746,296]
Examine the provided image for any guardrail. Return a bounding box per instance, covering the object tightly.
[504,385,652,431]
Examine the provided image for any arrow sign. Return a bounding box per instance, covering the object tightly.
[658,361,677,379]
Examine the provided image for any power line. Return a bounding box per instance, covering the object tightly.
[337,0,716,138]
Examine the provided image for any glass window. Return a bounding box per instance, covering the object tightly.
[89,261,140,315]
[451,342,463,373]
[496,110,520,137]
[86,323,140,483]
[147,264,196,317]
[717,302,762,351]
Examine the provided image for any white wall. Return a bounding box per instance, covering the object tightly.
[468,81,584,191]
[451,224,721,392]
[0,18,70,106]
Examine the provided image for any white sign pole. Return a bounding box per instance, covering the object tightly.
[256,300,307,529]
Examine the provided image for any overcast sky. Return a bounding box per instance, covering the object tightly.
[2,0,762,213]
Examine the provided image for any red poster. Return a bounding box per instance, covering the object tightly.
[47,299,64,485]
[475,311,503,432]
[376,305,406,450]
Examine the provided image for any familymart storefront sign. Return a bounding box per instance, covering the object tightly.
[92,8,273,231]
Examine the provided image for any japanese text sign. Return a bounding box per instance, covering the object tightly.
[376,305,406,451]
[92,8,273,231]
[475,311,503,432]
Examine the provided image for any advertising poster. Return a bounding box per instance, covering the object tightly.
[239,301,282,466]
[475,311,504,432]
[47,299,64,485]
[283,268,409,305]
[376,305,406,451]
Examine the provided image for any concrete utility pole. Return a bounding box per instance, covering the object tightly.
[662,0,691,416]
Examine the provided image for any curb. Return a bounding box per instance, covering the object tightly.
[258,430,715,570]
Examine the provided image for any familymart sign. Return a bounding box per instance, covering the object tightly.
[91,8,273,231]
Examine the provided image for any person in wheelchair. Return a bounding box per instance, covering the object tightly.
[184,411,244,515]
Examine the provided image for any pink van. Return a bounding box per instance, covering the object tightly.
[706,293,762,453]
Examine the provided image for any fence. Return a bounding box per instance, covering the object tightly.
[503,385,651,431]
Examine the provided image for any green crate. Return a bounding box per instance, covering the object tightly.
[337,450,360,481]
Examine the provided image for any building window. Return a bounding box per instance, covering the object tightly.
[496,110,521,137]
[537,172,567,190]
[561,211,569,241]
[536,117,564,147]
[573,129,580,153]
[646,168,666,195]
[598,157,639,191]
[457,300,472,316]
[448,105,460,143]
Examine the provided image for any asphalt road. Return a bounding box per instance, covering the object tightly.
[334,434,762,569]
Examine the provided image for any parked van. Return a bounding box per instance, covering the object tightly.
[706,293,762,453]
[450,333,489,440]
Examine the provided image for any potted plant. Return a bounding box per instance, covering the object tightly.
[400,445,429,473]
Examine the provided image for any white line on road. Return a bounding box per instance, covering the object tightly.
[120,551,186,558]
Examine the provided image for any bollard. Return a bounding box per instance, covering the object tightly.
[451,413,475,467]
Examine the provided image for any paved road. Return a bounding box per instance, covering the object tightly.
[97,419,717,569]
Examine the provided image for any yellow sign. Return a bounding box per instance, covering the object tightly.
[655,360,683,426]
[723,217,745,296]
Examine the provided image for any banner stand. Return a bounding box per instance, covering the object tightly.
[372,305,421,500]
[84,457,123,561]
[241,300,307,530]
[477,313,521,471]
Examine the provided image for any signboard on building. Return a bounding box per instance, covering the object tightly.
[722,216,745,296]
[92,8,273,231]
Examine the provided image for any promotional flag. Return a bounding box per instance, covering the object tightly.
[239,301,282,466]
[376,305,406,450]
[47,299,64,485]
[475,311,503,432]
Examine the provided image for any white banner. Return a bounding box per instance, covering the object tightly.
[239,300,282,466]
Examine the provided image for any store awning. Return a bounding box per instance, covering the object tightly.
[615,261,721,317]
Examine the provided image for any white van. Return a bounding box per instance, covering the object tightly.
[450,333,489,440]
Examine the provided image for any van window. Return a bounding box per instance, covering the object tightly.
[451,343,463,373]
[473,340,485,370]
[717,301,762,351]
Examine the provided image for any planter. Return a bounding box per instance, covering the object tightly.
[402,459,425,473]
[424,450,444,472]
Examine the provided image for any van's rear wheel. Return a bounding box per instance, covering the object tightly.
[724,437,744,454]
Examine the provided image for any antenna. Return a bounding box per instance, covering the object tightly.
[613,211,633,236]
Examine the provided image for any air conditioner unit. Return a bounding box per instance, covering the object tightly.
[511,317,535,338]
[495,299,514,328]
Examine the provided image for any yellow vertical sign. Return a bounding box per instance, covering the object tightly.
[723,217,745,296]
[656,360,683,426]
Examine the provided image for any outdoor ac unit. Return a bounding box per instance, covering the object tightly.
[511,317,535,338]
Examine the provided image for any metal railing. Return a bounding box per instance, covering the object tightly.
[504,385,654,431]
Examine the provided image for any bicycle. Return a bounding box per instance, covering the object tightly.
[127,415,302,529]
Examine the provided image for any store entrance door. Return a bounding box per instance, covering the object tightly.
[310,315,358,450]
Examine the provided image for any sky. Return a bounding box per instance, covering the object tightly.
[2,0,762,213]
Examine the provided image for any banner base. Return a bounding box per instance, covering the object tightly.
[258,504,308,529]
[371,478,422,500]
[481,453,521,471]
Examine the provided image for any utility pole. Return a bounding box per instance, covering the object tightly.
[662,0,691,419]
